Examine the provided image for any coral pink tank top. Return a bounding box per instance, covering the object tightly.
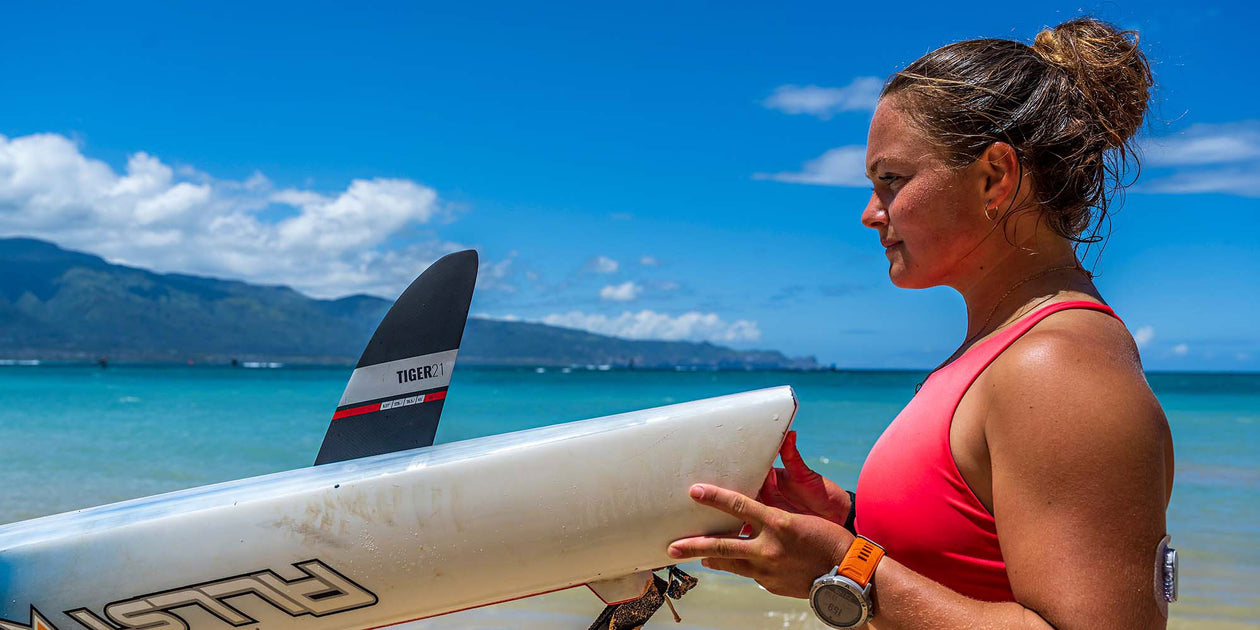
[854,300,1118,602]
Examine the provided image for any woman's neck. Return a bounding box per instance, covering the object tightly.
[952,238,1097,345]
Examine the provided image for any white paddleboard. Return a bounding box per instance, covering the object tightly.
[0,386,796,630]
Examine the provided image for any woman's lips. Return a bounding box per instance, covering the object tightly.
[882,240,901,251]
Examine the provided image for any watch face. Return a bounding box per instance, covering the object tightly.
[813,583,864,627]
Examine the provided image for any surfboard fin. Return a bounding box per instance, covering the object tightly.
[586,567,697,630]
[314,250,478,465]
[587,571,657,606]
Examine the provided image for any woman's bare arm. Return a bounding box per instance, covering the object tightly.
[981,321,1172,628]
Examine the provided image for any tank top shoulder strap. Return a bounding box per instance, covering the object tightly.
[945,300,1120,378]
[996,299,1119,346]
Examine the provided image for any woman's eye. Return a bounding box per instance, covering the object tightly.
[870,174,903,193]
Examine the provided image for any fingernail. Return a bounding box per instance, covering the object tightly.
[689,485,705,499]
[668,546,683,558]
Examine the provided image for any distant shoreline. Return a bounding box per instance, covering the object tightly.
[0,358,833,372]
[0,238,817,372]
[1,359,1255,376]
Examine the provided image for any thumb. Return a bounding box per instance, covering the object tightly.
[778,431,846,522]
[781,431,821,482]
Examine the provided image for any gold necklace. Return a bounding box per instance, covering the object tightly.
[914,264,1089,393]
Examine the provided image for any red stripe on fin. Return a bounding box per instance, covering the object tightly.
[331,403,382,420]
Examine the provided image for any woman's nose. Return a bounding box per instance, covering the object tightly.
[861,192,887,229]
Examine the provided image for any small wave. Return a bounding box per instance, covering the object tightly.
[118,396,141,403]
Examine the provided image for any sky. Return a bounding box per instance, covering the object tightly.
[0,1,1256,371]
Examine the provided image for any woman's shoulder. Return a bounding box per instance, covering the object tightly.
[981,301,1169,461]
[1001,303,1143,376]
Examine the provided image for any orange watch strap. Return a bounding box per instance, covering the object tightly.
[837,536,885,587]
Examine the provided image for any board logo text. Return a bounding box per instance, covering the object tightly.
[0,560,375,630]
[396,362,445,384]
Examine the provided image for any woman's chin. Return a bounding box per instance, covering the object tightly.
[888,266,933,289]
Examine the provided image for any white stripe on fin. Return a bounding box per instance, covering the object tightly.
[339,349,458,407]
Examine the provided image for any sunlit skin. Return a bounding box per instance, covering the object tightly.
[668,99,1176,629]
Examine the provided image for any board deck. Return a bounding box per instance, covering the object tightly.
[0,386,796,630]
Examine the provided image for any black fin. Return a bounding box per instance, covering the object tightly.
[314,250,477,465]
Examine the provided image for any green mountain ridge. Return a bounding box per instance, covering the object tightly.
[0,238,817,369]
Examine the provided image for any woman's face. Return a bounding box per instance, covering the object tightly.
[861,100,992,289]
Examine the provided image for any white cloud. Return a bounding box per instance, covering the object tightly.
[477,255,517,293]
[541,310,762,343]
[600,281,642,302]
[478,312,522,322]
[1141,121,1260,197]
[1132,325,1155,348]
[1141,164,1260,198]
[658,280,680,291]
[1172,343,1189,356]
[1144,121,1260,166]
[763,78,883,119]
[588,255,619,274]
[753,145,869,187]
[0,132,484,298]
[639,255,659,266]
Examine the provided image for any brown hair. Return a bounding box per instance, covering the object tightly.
[882,17,1153,247]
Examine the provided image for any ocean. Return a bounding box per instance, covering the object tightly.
[0,366,1256,628]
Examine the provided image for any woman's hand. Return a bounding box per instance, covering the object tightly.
[757,430,851,526]
[667,483,855,598]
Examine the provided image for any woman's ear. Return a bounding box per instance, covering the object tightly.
[978,142,1022,211]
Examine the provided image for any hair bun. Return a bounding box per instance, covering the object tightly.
[1033,17,1152,148]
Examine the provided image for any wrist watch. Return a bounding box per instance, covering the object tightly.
[809,536,885,629]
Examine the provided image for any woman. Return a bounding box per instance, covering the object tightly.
[667,17,1175,629]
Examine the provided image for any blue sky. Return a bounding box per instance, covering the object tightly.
[0,1,1256,370]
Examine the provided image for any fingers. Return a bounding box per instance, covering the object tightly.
[757,469,797,512]
[769,469,809,512]
[775,432,849,524]
[671,485,779,559]
[779,430,800,464]
[755,469,777,503]
[700,557,758,578]
[668,534,756,560]
[687,484,770,525]
[780,430,821,481]
[773,468,792,492]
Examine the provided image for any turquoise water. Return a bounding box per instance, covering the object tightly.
[0,366,1256,624]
